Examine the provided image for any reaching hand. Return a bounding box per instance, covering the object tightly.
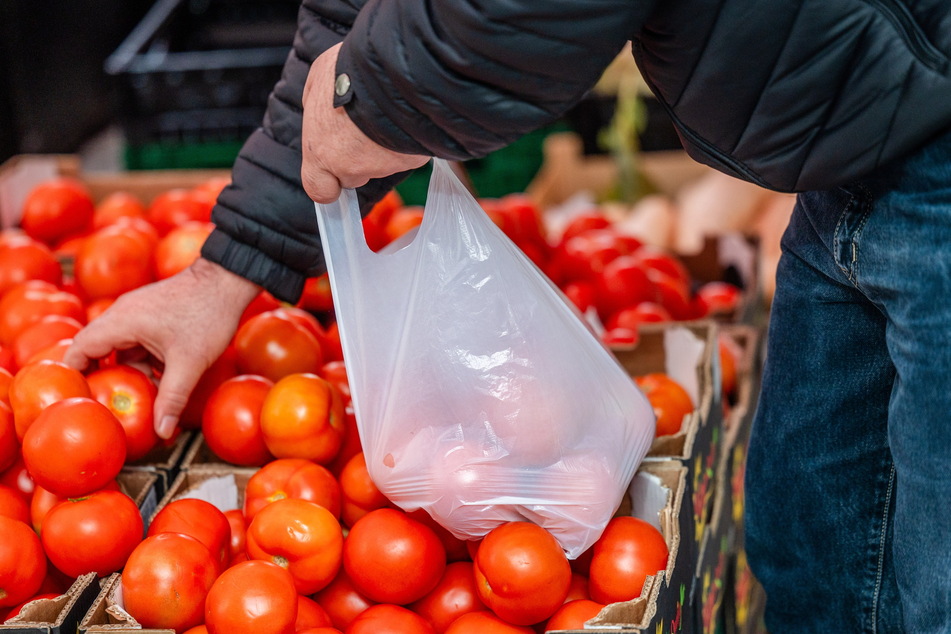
[63,258,262,439]
[300,42,430,203]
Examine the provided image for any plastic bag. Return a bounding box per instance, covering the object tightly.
[314,159,655,558]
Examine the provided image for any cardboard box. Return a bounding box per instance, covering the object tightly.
[1,573,100,634]
[150,467,257,526]
[178,433,244,472]
[76,573,173,634]
[122,431,197,501]
[116,470,161,528]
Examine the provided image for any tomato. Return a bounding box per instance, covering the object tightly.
[0,236,61,296]
[473,522,571,626]
[154,221,214,280]
[85,298,115,323]
[343,507,446,605]
[588,516,669,604]
[0,485,29,524]
[634,373,694,438]
[549,229,627,284]
[602,326,639,348]
[0,515,46,608]
[557,212,612,246]
[542,599,605,632]
[649,270,694,321]
[20,178,94,246]
[201,374,274,466]
[24,339,72,366]
[86,364,160,462]
[328,406,361,477]
[246,498,343,594]
[111,215,161,251]
[10,359,91,440]
[339,452,389,528]
[632,247,692,294]
[179,345,239,429]
[443,610,534,634]
[74,225,156,300]
[204,560,298,634]
[297,628,343,634]
[363,190,402,252]
[299,274,334,313]
[21,397,126,497]
[29,480,119,534]
[696,281,742,316]
[239,291,284,327]
[296,594,333,631]
[243,457,341,521]
[148,497,232,573]
[320,361,350,401]
[273,306,327,347]
[313,568,375,630]
[0,402,15,473]
[560,280,595,314]
[11,315,82,371]
[322,321,343,363]
[0,281,84,346]
[259,373,345,463]
[593,255,655,320]
[122,532,219,632]
[224,508,248,559]
[234,310,324,382]
[719,333,742,400]
[181,626,209,634]
[0,456,33,500]
[406,510,470,564]
[385,206,425,243]
[409,561,485,633]
[93,191,147,229]
[347,604,435,634]
[41,489,143,577]
[604,302,671,331]
[148,189,213,236]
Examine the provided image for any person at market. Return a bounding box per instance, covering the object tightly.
[63,1,951,632]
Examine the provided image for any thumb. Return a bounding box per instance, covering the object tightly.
[153,352,208,440]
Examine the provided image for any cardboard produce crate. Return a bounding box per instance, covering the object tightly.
[122,431,198,501]
[76,573,172,634]
[1,573,100,634]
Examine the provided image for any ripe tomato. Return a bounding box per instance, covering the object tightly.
[604,303,671,331]
[296,594,333,631]
[0,455,33,501]
[347,604,435,634]
[234,310,324,382]
[320,360,350,401]
[93,191,147,229]
[0,485,29,524]
[224,508,248,559]
[549,229,627,284]
[246,498,343,594]
[153,221,214,280]
[560,280,595,314]
[179,345,238,429]
[719,333,741,401]
[0,236,61,296]
[21,397,126,497]
[542,599,605,632]
[148,189,213,236]
[122,532,219,632]
[41,489,143,577]
[11,315,82,371]
[29,480,120,534]
[243,457,341,521]
[696,281,742,316]
[20,178,94,246]
[0,402,15,473]
[328,406,361,477]
[0,515,46,608]
[343,507,446,605]
[443,610,534,634]
[406,509,470,564]
[238,290,283,327]
[86,364,159,462]
[313,568,375,630]
[385,206,425,243]
[10,359,91,440]
[409,561,485,633]
[204,560,298,634]
[632,247,692,294]
[0,367,12,407]
[0,281,84,347]
[299,274,334,313]
[201,374,274,466]
[557,211,612,246]
[473,521,571,626]
[602,326,640,348]
[148,497,232,573]
[363,190,402,253]
[259,373,344,463]
[85,298,115,323]
[588,516,669,604]
[74,225,156,300]
[565,572,591,601]
[339,452,389,528]
[593,255,654,320]
[634,373,694,437]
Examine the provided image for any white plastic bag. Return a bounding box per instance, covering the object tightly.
[314,160,655,558]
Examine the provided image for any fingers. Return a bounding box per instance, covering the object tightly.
[63,312,140,372]
[301,155,344,204]
[152,350,207,440]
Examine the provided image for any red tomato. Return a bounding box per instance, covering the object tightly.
[632,247,692,293]
[85,297,115,323]
[0,367,12,405]
[148,189,213,236]
[201,374,274,466]
[300,274,334,313]
[0,236,61,296]
[649,270,694,321]
[443,611,534,634]
[557,212,612,246]
[224,508,248,559]
[406,509,471,564]
[696,281,742,316]
[86,364,159,462]
[313,568,375,630]
[93,191,147,229]
[243,457,341,521]
[296,594,333,631]
[321,361,350,401]
[74,225,156,300]
[593,255,655,320]
[339,452,389,528]
[347,604,435,634]
[602,326,640,348]
[409,561,485,633]
[323,321,343,363]
[363,190,402,253]
[0,281,84,347]
[565,572,591,601]
[634,373,694,437]
[0,484,29,523]
[259,373,345,463]
[21,396,126,497]
[234,310,324,382]
[719,333,741,400]
[549,229,627,284]
[204,560,298,634]
[0,455,33,501]
[246,498,343,594]
[473,521,571,626]
[148,497,232,573]
[385,206,425,243]
[328,406,361,477]
[191,176,230,204]
[343,507,446,605]
[29,480,120,534]
[542,599,605,632]
[604,302,671,331]
[122,532,219,632]
[560,280,595,314]
[153,221,214,280]
[9,359,91,439]
[41,489,143,577]
[178,345,239,429]
[239,291,283,327]
[588,516,669,604]
[24,339,72,366]
[297,628,342,634]
[11,315,82,370]
[0,402,15,473]
[0,515,46,608]
[20,178,94,246]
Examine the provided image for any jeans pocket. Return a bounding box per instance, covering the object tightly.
[832,185,874,284]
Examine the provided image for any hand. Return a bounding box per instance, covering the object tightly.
[300,42,430,203]
[63,258,261,439]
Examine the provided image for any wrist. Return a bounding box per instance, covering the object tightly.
[188,257,262,307]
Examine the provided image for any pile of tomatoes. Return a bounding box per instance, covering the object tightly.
[0,176,681,633]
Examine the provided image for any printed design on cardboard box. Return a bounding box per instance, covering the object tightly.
[656,582,686,634]
[701,535,729,634]
[734,549,753,628]
[731,442,747,527]
[692,426,719,543]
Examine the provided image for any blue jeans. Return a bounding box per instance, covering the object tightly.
[745,130,951,633]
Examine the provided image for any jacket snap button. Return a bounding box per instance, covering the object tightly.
[335,73,351,97]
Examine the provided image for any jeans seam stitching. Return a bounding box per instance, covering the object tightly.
[850,186,874,290]
[870,464,896,633]
[833,191,857,281]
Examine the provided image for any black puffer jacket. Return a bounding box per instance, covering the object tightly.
[202,0,951,303]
